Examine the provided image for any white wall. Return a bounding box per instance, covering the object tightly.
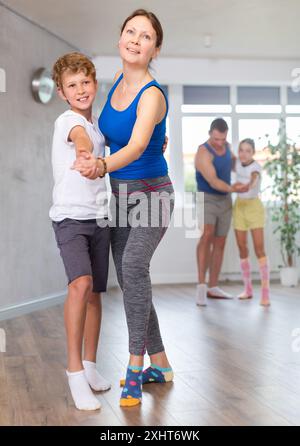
[0,5,75,313]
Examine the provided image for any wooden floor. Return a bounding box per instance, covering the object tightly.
[0,282,300,426]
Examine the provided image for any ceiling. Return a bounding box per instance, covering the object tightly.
[2,0,300,60]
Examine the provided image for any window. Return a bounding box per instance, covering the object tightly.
[286,87,300,114]
[237,86,280,104]
[179,85,298,198]
[182,104,232,113]
[236,86,281,113]
[183,86,230,105]
[238,119,280,152]
[182,86,231,113]
[286,117,300,148]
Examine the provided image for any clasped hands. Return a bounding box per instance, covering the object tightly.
[72,152,103,180]
[231,182,250,193]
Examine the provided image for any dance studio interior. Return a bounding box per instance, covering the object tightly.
[0,0,300,429]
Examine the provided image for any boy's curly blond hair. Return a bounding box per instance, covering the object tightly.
[52,52,96,89]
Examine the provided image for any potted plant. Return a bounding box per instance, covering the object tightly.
[264,118,300,286]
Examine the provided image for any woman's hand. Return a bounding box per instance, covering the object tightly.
[72,151,101,179]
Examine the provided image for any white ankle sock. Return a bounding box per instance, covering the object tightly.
[196,283,207,306]
[66,369,101,411]
[207,286,233,299]
[83,360,111,391]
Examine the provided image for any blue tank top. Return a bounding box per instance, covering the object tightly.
[98,73,168,180]
[196,142,232,195]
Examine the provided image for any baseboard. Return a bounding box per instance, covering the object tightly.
[0,291,67,322]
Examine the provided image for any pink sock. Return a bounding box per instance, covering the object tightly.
[240,257,253,296]
[258,256,270,305]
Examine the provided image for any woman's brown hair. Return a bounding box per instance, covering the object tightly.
[120,9,163,48]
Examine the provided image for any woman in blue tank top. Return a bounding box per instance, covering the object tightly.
[74,9,174,407]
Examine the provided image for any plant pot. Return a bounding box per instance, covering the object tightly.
[280,267,299,287]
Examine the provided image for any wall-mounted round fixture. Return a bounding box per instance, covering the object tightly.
[32,68,55,104]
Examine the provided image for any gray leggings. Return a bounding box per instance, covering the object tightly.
[110,175,175,356]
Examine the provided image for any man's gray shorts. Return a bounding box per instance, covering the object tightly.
[202,192,232,237]
[52,218,110,292]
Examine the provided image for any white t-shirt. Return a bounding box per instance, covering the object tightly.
[236,159,261,199]
[49,110,108,221]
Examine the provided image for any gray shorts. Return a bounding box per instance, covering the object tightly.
[52,218,110,292]
[203,192,232,237]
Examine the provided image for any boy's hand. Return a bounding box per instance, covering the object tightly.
[72,152,99,179]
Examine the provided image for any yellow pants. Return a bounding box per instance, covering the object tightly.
[233,197,265,231]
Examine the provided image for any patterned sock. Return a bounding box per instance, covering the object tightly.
[258,256,270,306]
[238,257,253,299]
[120,364,174,387]
[142,364,174,384]
[120,365,143,407]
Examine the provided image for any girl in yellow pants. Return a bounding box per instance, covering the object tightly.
[233,139,270,306]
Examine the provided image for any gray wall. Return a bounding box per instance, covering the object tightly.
[0,6,77,311]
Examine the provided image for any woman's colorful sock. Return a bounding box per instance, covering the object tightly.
[120,365,143,407]
[120,364,173,387]
[142,364,174,384]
